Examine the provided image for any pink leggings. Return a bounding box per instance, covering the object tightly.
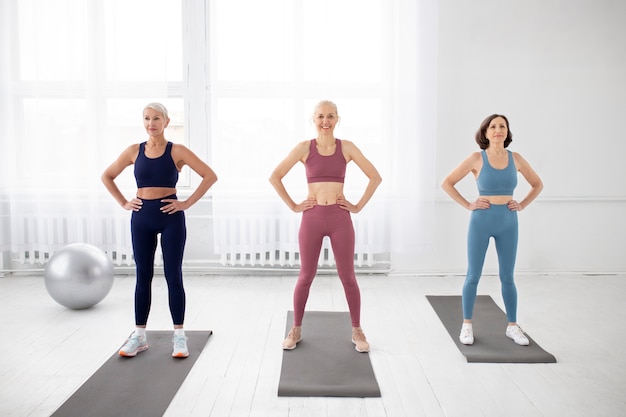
[292,204,361,327]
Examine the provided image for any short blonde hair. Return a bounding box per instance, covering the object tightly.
[143,102,169,120]
[312,100,340,121]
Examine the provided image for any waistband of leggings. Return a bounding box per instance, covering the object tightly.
[138,194,177,202]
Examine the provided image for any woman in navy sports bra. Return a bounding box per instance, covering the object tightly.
[441,114,543,346]
[270,100,382,352]
[102,103,217,358]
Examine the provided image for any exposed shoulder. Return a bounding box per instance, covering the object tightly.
[457,151,483,174]
[470,151,482,160]
[169,143,199,169]
[510,151,529,170]
[338,139,359,156]
[298,139,312,148]
[171,142,197,157]
[122,143,141,158]
[110,143,141,167]
[170,142,187,150]
[337,139,361,160]
[339,138,355,148]
[292,139,312,155]
[275,140,311,165]
[466,151,482,165]
[295,139,313,159]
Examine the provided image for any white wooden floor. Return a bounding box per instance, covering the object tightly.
[0,272,624,417]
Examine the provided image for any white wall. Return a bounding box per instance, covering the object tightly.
[393,0,626,274]
[4,1,624,276]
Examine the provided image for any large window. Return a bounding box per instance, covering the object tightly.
[0,0,188,266]
[208,0,389,197]
[204,0,433,263]
[1,0,437,268]
[3,0,185,192]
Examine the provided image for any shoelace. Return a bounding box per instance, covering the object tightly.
[287,328,301,340]
[173,335,187,348]
[121,336,143,352]
[125,336,142,346]
[352,330,366,341]
[510,325,525,336]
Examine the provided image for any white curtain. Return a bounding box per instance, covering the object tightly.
[209,0,438,261]
[0,0,438,269]
[0,0,181,265]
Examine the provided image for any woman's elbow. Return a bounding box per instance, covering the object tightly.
[201,170,218,184]
[269,173,282,187]
[101,172,112,185]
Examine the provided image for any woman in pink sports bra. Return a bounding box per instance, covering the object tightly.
[269,100,382,353]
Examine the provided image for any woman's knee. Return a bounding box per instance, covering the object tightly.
[499,273,515,286]
[464,272,481,286]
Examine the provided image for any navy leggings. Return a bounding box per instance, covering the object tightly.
[293,204,361,327]
[131,195,186,326]
[463,204,518,322]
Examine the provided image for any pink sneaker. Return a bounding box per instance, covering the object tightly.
[352,327,370,352]
[282,326,302,350]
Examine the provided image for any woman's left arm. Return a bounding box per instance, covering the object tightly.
[169,144,218,211]
[512,152,543,211]
[339,140,382,213]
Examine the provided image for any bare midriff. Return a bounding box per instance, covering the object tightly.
[482,195,514,205]
[137,187,177,200]
[308,182,344,205]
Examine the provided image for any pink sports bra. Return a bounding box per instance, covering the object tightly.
[305,139,346,183]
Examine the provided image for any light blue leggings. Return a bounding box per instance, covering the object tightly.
[463,204,518,322]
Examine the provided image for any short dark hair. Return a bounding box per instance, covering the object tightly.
[475,114,513,149]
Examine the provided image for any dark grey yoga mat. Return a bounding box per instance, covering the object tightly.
[278,311,381,397]
[427,295,556,363]
[52,330,212,417]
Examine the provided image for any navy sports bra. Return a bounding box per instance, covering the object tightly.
[134,141,179,188]
[305,139,346,183]
[476,150,517,196]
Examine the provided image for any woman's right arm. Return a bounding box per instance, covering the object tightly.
[269,141,315,212]
[441,152,489,211]
[101,144,142,211]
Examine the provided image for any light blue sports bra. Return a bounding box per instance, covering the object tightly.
[476,150,517,196]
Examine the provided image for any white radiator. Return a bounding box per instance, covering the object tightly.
[213,214,378,268]
[9,213,381,270]
[10,213,138,267]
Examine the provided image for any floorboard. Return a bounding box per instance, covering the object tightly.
[0,273,624,417]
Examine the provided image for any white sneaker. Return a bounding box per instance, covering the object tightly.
[506,325,529,346]
[119,332,148,357]
[172,335,189,358]
[459,324,474,345]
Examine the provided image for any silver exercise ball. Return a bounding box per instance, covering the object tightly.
[44,243,114,310]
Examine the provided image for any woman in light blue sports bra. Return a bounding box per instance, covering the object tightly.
[441,114,543,347]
